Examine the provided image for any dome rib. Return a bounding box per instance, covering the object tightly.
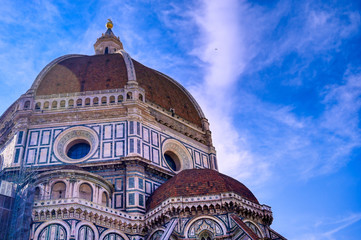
[133,59,203,126]
[154,70,205,119]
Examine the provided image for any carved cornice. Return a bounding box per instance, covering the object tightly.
[145,193,273,226]
[33,198,146,235]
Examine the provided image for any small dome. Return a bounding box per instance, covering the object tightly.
[147,169,259,210]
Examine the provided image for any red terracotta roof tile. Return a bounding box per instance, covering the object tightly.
[35,54,202,127]
[147,169,259,211]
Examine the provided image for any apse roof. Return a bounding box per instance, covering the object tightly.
[146,169,259,211]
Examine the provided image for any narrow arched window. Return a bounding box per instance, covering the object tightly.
[60,100,66,108]
[39,224,67,240]
[34,187,41,200]
[93,97,99,105]
[199,230,213,240]
[109,96,115,104]
[24,100,30,109]
[52,101,57,109]
[105,47,109,54]
[77,99,82,106]
[68,99,74,107]
[35,102,41,110]
[44,101,49,109]
[101,96,107,105]
[85,98,91,106]
[104,233,124,240]
[79,183,93,201]
[78,225,95,240]
[118,95,123,103]
[127,92,132,100]
[139,94,143,101]
[51,182,66,199]
[102,192,109,207]
[245,222,263,238]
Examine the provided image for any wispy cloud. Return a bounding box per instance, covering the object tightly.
[184,0,271,184]
[185,0,361,186]
[295,213,361,240]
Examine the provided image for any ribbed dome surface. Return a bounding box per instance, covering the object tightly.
[147,169,259,210]
[36,54,128,94]
[35,54,202,127]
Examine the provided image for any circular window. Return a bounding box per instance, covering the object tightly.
[161,139,193,172]
[164,151,180,171]
[53,126,98,163]
[67,140,91,159]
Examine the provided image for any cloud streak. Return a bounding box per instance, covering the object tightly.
[185,0,361,187]
[294,213,361,240]
[185,0,272,184]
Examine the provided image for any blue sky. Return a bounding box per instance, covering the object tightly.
[1,0,360,239]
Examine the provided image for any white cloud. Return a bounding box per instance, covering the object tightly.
[294,213,361,240]
[186,0,271,185]
[186,0,361,186]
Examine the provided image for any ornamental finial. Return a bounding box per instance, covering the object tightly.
[106,19,113,29]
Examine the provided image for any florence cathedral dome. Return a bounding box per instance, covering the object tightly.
[0,20,286,240]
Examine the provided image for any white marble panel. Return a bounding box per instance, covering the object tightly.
[143,145,150,160]
[103,142,112,158]
[27,149,36,164]
[115,141,124,157]
[39,148,48,163]
[29,132,39,146]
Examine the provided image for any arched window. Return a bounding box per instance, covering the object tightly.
[79,183,93,201]
[105,47,109,54]
[127,92,132,100]
[118,95,123,103]
[77,99,82,106]
[188,218,223,239]
[78,225,95,240]
[149,231,163,240]
[101,96,107,105]
[85,98,91,106]
[68,99,74,107]
[103,233,124,240]
[93,97,99,105]
[109,96,115,104]
[34,187,41,200]
[139,94,143,101]
[102,192,109,207]
[245,221,263,238]
[51,182,66,199]
[199,230,213,240]
[24,100,30,109]
[35,102,41,110]
[52,101,57,109]
[60,100,66,108]
[39,224,67,240]
[44,101,49,109]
